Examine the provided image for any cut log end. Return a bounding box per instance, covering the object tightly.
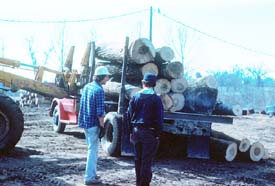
[171,78,188,93]
[232,105,243,116]
[169,93,185,112]
[141,62,159,76]
[210,137,237,162]
[154,79,171,95]
[160,94,173,111]
[225,142,238,161]
[249,142,265,162]
[194,75,218,89]
[156,46,175,62]
[239,138,250,152]
[130,38,156,64]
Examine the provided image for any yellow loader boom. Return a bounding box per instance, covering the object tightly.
[0,57,71,98]
[0,70,68,98]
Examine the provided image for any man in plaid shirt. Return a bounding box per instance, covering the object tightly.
[78,66,110,185]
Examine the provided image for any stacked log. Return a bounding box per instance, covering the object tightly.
[129,38,156,64]
[103,81,141,100]
[159,61,184,79]
[168,93,185,112]
[183,86,218,115]
[171,78,188,93]
[154,79,171,95]
[213,101,242,116]
[96,38,156,64]
[155,46,175,63]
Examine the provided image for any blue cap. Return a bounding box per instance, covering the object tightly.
[142,73,157,83]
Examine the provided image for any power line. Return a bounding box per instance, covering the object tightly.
[158,11,275,58]
[0,9,149,24]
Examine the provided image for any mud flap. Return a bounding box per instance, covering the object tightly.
[121,118,134,156]
[187,135,210,159]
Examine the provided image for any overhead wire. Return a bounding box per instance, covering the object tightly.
[0,8,149,23]
[157,11,275,58]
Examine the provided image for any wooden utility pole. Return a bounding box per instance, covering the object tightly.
[149,6,153,42]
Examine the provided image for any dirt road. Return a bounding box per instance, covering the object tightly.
[1,103,275,186]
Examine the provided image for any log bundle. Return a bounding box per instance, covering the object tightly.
[93,38,267,162]
[95,38,220,113]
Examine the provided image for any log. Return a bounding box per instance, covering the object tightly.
[64,46,75,71]
[213,101,242,116]
[155,46,174,62]
[239,138,251,152]
[80,43,91,81]
[236,141,265,162]
[182,87,218,114]
[95,42,124,62]
[129,38,156,64]
[103,81,141,100]
[191,75,218,89]
[249,142,265,162]
[160,61,184,79]
[210,137,237,161]
[140,62,159,76]
[169,93,185,112]
[95,61,143,83]
[160,94,173,111]
[154,78,171,95]
[171,77,188,93]
[211,130,250,152]
[96,38,156,64]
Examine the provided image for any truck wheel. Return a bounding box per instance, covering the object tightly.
[0,96,24,153]
[101,112,122,156]
[52,106,66,133]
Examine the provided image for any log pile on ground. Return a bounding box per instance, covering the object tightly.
[210,130,266,162]
[94,38,267,162]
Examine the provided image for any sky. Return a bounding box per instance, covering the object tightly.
[1,0,275,78]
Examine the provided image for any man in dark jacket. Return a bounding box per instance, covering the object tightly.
[127,73,164,186]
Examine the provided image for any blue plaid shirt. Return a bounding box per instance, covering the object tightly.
[78,81,105,129]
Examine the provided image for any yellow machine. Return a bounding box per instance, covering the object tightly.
[0,43,93,153]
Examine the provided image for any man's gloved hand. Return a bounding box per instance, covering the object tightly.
[99,127,105,139]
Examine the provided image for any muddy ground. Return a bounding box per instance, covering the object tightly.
[1,102,275,186]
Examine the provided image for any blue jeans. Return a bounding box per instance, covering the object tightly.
[84,126,100,181]
[132,128,159,186]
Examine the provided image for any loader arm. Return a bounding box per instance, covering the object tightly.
[0,70,68,98]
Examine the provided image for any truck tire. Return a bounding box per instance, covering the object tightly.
[0,96,24,153]
[101,112,122,156]
[52,106,66,133]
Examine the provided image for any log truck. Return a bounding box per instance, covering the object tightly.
[0,37,234,160]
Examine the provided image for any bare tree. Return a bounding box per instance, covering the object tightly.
[52,23,66,71]
[43,44,55,66]
[26,37,38,67]
[0,39,4,57]
[246,65,267,87]
[168,26,187,65]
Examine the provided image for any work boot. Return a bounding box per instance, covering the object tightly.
[84,178,101,185]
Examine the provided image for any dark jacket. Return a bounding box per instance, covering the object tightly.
[127,88,163,137]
